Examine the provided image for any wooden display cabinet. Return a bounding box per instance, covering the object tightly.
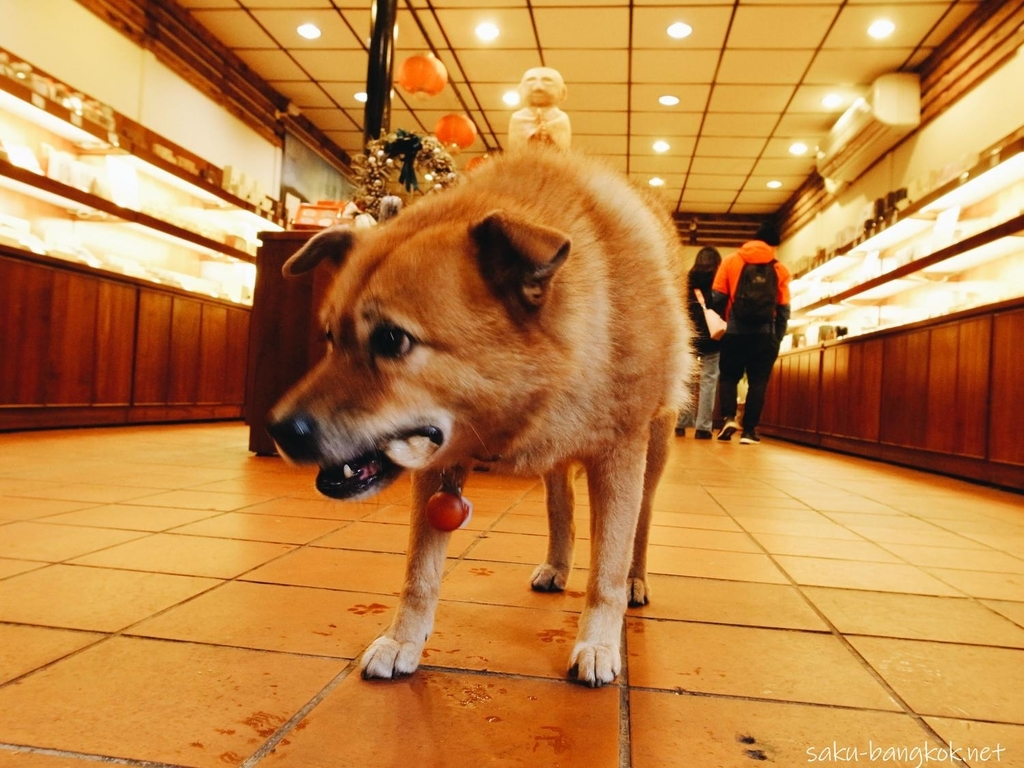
[245,231,333,455]
[0,48,277,430]
[763,132,1024,490]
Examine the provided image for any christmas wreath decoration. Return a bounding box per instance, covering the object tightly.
[352,129,460,218]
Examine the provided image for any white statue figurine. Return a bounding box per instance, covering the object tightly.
[507,67,571,151]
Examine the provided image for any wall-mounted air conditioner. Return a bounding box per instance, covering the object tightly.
[816,73,921,188]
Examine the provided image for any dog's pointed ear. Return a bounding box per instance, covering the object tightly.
[470,210,571,308]
[282,226,357,277]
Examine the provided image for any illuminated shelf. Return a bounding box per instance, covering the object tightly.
[0,159,255,262]
[0,48,289,307]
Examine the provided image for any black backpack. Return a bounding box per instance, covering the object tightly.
[731,261,778,325]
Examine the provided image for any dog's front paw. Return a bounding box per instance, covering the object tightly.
[360,636,424,680]
[627,576,651,607]
[530,562,570,592]
[568,642,621,688]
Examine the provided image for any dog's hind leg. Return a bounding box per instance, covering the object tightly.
[569,437,647,687]
[627,407,675,607]
[361,467,451,680]
[530,464,576,592]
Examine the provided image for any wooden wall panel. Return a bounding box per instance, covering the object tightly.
[0,259,52,405]
[93,281,137,405]
[989,309,1024,467]
[880,331,930,448]
[168,297,202,404]
[773,355,791,426]
[798,349,820,432]
[762,358,781,425]
[850,339,883,443]
[830,344,852,437]
[134,291,173,405]
[197,304,228,404]
[925,324,960,454]
[957,317,991,459]
[818,346,836,435]
[45,270,99,405]
[224,308,249,406]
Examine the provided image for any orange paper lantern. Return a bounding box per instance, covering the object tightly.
[396,54,448,98]
[434,114,477,150]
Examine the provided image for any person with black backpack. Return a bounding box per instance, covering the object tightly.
[710,222,791,444]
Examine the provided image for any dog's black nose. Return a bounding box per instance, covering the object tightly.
[266,412,321,462]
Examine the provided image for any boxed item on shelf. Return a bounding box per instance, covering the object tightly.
[293,200,350,229]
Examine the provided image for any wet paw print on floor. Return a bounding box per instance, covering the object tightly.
[533,725,571,755]
[737,734,769,761]
[347,603,389,615]
[537,627,572,644]
[243,711,286,738]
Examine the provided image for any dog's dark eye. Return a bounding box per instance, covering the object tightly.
[369,324,414,359]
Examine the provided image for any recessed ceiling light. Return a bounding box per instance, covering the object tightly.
[649,177,665,187]
[789,142,808,156]
[297,23,322,40]
[653,140,670,153]
[476,22,500,42]
[821,93,843,109]
[667,22,692,40]
[868,18,895,39]
[767,180,783,189]
[354,91,368,103]
[659,95,680,107]
[502,90,520,107]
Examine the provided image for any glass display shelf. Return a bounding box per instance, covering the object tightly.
[0,49,284,307]
[786,136,1024,348]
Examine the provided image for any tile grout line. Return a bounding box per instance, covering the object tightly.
[0,742,185,767]
[241,662,359,767]
[619,620,633,768]
[715,477,982,757]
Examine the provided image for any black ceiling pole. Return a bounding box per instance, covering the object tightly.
[364,0,397,146]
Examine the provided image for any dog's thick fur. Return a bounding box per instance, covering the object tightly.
[269,147,691,687]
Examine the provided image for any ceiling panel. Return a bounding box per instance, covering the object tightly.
[701,113,779,139]
[631,6,733,49]
[708,85,794,113]
[250,10,360,49]
[171,0,971,219]
[727,5,838,48]
[534,9,630,48]
[543,50,630,84]
[630,112,702,136]
[824,4,957,48]
[716,50,816,85]
[191,10,278,48]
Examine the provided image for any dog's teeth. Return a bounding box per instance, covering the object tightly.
[343,464,355,479]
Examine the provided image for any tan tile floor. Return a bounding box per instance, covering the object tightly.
[0,423,1023,767]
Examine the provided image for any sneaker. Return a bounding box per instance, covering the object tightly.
[694,429,713,440]
[717,419,739,441]
[740,431,761,445]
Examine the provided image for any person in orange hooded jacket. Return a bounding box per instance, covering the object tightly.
[710,222,791,445]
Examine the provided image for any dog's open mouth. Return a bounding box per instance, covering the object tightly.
[315,451,400,499]
[315,425,444,500]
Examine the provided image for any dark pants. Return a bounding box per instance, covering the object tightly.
[717,333,780,432]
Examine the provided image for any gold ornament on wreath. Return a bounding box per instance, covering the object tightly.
[352,129,459,219]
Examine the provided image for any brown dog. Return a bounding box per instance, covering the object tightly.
[268,147,691,687]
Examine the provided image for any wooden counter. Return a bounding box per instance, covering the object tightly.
[760,297,1024,492]
[0,247,250,431]
[244,230,332,455]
